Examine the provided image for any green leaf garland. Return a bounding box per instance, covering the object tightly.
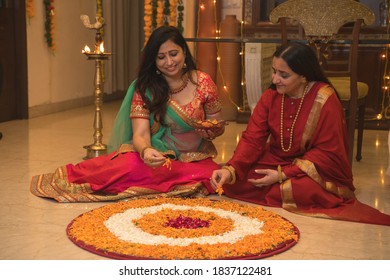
[43,0,55,51]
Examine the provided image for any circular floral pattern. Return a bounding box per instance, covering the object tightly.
[67,198,299,259]
[105,204,263,246]
[135,209,233,238]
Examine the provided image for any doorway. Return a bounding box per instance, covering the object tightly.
[0,0,28,122]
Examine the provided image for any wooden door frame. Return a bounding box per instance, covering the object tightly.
[1,0,28,121]
[14,0,28,119]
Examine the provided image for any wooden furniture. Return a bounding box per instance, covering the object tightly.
[268,0,375,164]
[243,0,389,122]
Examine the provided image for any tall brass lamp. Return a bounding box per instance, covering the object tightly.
[80,15,111,159]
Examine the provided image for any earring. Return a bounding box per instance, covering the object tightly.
[183,63,187,69]
[156,69,161,75]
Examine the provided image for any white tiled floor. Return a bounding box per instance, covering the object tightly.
[0,100,389,260]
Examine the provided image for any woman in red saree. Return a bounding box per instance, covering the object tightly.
[211,42,390,226]
[30,26,225,202]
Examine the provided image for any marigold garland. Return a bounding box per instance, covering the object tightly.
[169,0,178,26]
[144,0,183,45]
[67,197,299,260]
[144,0,153,43]
[156,0,164,27]
[163,0,170,25]
[43,0,55,51]
[177,0,184,34]
[152,0,158,29]
[26,0,35,20]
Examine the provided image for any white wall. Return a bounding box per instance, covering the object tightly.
[27,0,97,117]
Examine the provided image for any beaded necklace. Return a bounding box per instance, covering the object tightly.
[169,75,189,95]
[280,83,309,152]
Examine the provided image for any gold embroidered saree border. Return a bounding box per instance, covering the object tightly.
[294,159,355,200]
[280,179,297,209]
[280,84,355,210]
[30,170,209,203]
[300,85,333,151]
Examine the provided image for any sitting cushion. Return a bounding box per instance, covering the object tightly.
[328,77,369,101]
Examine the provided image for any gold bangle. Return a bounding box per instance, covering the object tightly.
[140,146,152,160]
[277,165,283,183]
[222,165,236,184]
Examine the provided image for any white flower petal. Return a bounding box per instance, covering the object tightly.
[104,204,264,246]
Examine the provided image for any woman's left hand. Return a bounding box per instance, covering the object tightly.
[248,169,279,188]
[196,128,217,141]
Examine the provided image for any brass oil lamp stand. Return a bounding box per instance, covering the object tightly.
[80,15,111,159]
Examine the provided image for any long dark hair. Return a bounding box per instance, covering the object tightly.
[135,26,197,125]
[270,42,332,91]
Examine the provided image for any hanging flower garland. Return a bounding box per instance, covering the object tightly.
[169,0,178,26]
[144,0,183,45]
[177,0,184,34]
[156,0,164,27]
[163,0,170,26]
[43,0,56,51]
[152,0,158,30]
[26,0,35,21]
[144,0,153,44]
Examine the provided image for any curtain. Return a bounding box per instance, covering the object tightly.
[104,0,144,96]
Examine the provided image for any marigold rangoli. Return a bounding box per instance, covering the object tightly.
[66,197,299,259]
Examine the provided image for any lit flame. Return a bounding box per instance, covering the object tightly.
[82,45,91,54]
[99,42,104,53]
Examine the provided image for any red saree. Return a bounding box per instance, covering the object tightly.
[223,82,390,226]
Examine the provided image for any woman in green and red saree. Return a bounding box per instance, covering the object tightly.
[211,42,390,226]
[30,26,225,202]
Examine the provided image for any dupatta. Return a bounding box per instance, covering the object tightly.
[108,80,194,157]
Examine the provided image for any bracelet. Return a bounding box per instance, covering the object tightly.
[277,165,283,184]
[140,146,152,160]
[222,165,236,184]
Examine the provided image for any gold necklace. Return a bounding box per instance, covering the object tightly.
[280,83,309,152]
[169,75,189,95]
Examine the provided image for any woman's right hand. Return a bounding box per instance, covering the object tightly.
[142,147,166,167]
[210,168,231,190]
